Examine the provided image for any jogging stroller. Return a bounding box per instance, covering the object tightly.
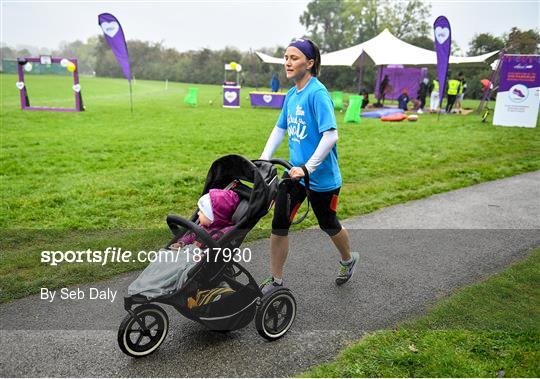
[118,154,298,358]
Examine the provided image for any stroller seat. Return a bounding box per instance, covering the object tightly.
[118,155,297,358]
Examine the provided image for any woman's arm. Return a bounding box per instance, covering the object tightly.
[260,126,286,160]
[304,129,338,173]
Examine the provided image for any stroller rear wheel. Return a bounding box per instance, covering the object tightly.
[118,304,169,358]
[255,288,296,341]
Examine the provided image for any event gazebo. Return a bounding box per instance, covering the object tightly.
[256,29,500,93]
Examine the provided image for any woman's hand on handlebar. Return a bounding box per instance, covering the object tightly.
[289,166,305,179]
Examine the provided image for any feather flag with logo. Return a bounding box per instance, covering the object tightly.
[433,16,451,108]
[98,13,133,112]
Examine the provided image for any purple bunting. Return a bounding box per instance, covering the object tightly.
[98,13,131,81]
[433,16,451,102]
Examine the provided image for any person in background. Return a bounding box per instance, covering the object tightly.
[397,88,410,111]
[429,78,440,112]
[445,72,463,114]
[416,77,429,113]
[376,75,390,107]
[270,72,280,93]
[361,90,369,109]
[454,72,466,113]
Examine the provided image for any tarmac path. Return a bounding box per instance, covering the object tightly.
[1,171,539,377]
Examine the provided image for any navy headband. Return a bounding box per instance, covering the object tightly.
[288,39,315,60]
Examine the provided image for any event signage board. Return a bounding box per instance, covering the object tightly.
[223,85,240,108]
[433,16,451,103]
[249,92,286,108]
[493,55,540,128]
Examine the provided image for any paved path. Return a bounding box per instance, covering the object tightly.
[1,171,539,377]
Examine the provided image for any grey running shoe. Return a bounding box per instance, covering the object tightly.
[335,252,360,286]
[260,277,283,295]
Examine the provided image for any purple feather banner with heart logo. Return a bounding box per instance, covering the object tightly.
[433,16,451,102]
[98,13,131,81]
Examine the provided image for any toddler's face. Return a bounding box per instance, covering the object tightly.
[198,210,212,227]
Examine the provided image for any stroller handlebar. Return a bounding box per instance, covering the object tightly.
[166,215,219,249]
[266,158,293,170]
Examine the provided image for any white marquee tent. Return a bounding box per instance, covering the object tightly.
[256,29,499,67]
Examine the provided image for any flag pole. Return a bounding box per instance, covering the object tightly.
[438,66,449,121]
[129,80,133,114]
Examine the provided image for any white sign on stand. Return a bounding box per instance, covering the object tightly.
[493,55,540,128]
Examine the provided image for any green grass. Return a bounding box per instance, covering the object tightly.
[302,248,540,377]
[1,73,539,302]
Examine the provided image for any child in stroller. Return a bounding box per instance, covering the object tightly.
[127,189,240,304]
[118,155,299,358]
[170,189,240,249]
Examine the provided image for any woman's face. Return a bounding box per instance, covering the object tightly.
[284,46,314,81]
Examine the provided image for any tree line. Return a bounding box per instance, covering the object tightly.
[1,0,538,99]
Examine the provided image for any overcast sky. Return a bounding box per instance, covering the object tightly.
[1,1,539,55]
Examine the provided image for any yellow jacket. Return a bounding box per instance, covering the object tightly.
[447,79,461,95]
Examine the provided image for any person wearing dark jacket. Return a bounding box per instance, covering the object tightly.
[397,89,410,111]
[417,78,429,112]
[270,73,280,92]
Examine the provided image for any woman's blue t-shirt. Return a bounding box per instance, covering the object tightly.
[276,77,342,191]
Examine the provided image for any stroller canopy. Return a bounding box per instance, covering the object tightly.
[201,155,277,226]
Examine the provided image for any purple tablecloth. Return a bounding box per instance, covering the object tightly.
[250,92,285,109]
[223,85,240,108]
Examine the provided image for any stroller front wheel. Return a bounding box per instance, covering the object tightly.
[255,288,296,341]
[118,304,169,358]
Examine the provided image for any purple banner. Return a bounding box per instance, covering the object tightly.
[375,66,428,100]
[434,16,451,101]
[98,13,131,81]
[493,54,540,128]
[249,92,285,108]
[498,55,540,91]
[223,85,240,108]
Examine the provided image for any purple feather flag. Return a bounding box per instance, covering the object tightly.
[98,13,131,81]
[433,16,451,103]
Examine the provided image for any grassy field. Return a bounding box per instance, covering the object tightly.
[302,247,540,377]
[1,73,540,301]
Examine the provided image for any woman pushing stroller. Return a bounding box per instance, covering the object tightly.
[259,38,359,294]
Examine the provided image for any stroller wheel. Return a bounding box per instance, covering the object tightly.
[118,304,169,358]
[255,288,296,341]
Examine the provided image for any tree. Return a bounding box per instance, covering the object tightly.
[404,35,434,50]
[299,0,349,52]
[504,27,540,54]
[54,37,98,74]
[0,46,17,60]
[303,0,432,48]
[379,0,431,40]
[299,0,432,92]
[340,0,380,45]
[468,33,504,56]
[451,40,463,56]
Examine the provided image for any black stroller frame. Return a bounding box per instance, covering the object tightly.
[118,155,302,358]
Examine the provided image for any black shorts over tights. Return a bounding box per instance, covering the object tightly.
[271,174,342,237]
